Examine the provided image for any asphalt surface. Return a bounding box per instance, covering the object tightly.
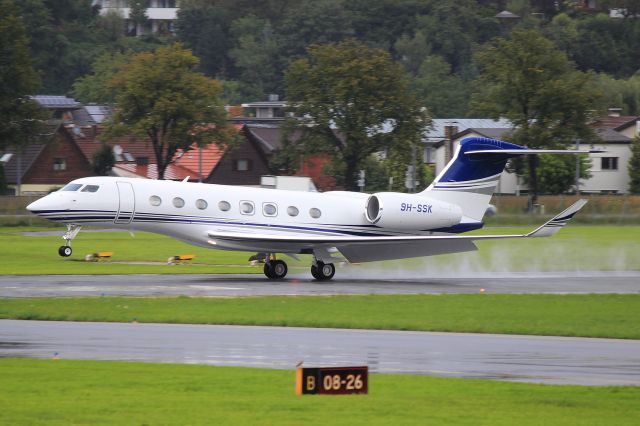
[1,271,639,297]
[1,320,638,386]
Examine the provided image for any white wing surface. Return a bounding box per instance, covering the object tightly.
[206,200,587,263]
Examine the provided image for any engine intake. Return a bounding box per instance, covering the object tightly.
[365,192,462,231]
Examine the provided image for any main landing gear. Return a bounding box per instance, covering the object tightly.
[258,253,336,281]
[311,260,335,281]
[58,224,81,257]
[263,254,288,280]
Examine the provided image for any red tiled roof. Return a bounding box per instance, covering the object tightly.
[113,163,194,180]
[172,144,225,177]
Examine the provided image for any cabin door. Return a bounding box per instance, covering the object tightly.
[115,181,135,224]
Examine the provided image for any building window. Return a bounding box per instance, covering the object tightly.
[196,199,208,210]
[263,203,277,217]
[601,157,618,170]
[218,201,231,211]
[287,206,299,217]
[53,158,67,171]
[234,159,251,171]
[309,208,322,219]
[173,197,185,208]
[240,201,255,215]
[149,196,162,206]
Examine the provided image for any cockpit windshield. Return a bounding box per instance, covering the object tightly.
[60,183,83,192]
[81,185,100,193]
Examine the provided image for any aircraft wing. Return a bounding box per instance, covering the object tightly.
[206,200,587,263]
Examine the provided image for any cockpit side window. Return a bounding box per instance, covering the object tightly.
[60,183,83,192]
[81,185,100,193]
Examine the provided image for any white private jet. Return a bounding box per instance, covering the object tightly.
[27,137,592,280]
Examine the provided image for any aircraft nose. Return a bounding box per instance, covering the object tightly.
[26,197,52,214]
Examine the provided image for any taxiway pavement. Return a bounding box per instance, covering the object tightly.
[1,319,639,386]
[1,271,639,297]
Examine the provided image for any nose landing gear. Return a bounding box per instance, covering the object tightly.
[58,224,81,257]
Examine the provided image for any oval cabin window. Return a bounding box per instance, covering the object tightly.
[287,206,299,217]
[263,203,277,216]
[240,201,254,215]
[149,195,162,206]
[218,201,231,211]
[173,197,185,208]
[309,208,322,219]
[196,199,208,210]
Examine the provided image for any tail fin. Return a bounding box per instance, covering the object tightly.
[423,137,524,221]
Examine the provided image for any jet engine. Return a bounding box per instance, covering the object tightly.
[364,192,462,231]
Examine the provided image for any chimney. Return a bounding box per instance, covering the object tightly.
[608,107,622,117]
[444,122,459,163]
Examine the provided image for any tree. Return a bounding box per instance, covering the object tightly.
[72,51,132,104]
[105,44,233,180]
[472,28,600,208]
[91,142,115,176]
[629,136,640,194]
[0,0,46,152]
[128,0,149,36]
[284,39,429,191]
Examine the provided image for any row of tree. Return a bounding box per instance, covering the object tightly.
[2,0,640,198]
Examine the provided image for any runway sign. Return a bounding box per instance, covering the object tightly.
[296,366,368,395]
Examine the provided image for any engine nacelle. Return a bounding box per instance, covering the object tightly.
[364,192,462,231]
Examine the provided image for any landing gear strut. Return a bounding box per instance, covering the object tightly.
[311,260,335,281]
[58,224,81,257]
[263,254,288,279]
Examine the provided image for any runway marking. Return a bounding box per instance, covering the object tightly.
[188,285,245,291]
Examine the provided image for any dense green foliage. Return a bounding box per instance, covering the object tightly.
[2,359,639,426]
[0,0,47,152]
[104,44,233,179]
[2,294,640,338]
[5,1,640,193]
[284,40,428,190]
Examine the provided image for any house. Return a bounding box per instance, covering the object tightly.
[435,110,638,194]
[93,0,179,35]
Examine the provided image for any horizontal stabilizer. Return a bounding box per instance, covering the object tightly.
[465,149,604,156]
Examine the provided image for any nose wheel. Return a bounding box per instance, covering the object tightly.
[58,224,81,257]
[311,261,335,281]
[58,246,72,257]
[263,255,288,279]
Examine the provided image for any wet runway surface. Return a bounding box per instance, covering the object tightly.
[1,271,639,297]
[1,320,639,386]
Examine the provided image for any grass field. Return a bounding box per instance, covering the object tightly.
[1,359,639,426]
[2,294,639,339]
[1,225,639,275]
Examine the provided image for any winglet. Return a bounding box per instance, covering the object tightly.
[526,199,588,238]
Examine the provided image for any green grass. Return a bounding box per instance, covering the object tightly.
[2,294,639,339]
[1,359,638,426]
[1,225,639,275]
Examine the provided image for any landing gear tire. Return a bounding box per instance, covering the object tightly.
[264,260,287,279]
[311,261,335,281]
[58,246,72,257]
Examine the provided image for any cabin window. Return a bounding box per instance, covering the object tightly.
[60,183,82,192]
[81,185,100,193]
[196,199,208,210]
[287,206,299,217]
[263,203,277,217]
[149,195,162,206]
[309,208,322,219]
[218,201,231,211]
[240,201,255,215]
[173,197,185,208]
[53,158,67,171]
[601,157,618,170]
